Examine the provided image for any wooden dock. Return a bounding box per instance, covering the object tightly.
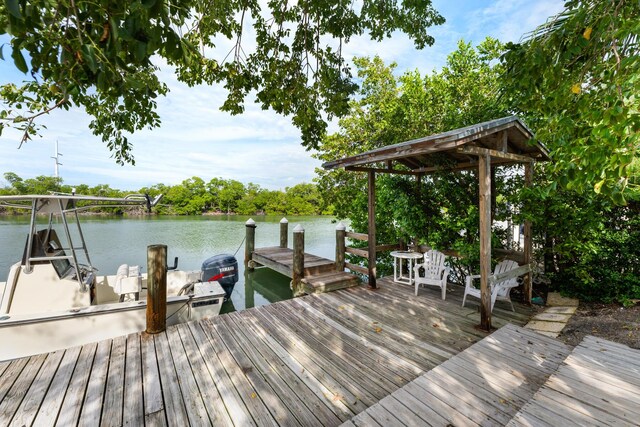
[252,247,336,277]
[251,247,359,294]
[343,323,572,426]
[508,335,640,426]
[0,279,535,426]
[5,278,636,426]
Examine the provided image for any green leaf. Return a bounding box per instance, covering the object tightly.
[4,0,21,19]
[11,46,27,73]
[612,191,626,206]
[135,41,147,62]
[109,18,119,41]
[81,44,97,73]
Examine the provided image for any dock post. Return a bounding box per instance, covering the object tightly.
[245,218,256,270]
[335,222,346,272]
[292,224,305,297]
[280,217,288,248]
[146,244,167,334]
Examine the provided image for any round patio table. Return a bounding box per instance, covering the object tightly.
[390,251,423,285]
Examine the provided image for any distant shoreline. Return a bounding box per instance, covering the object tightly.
[0,210,329,217]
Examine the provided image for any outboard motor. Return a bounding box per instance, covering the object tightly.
[201,254,238,300]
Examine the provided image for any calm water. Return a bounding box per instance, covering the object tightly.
[0,215,339,313]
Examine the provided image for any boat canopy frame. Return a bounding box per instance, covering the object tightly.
[0,193,163,292]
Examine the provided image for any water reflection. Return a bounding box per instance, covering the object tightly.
[1,215,338,314]
[221,268,294,314]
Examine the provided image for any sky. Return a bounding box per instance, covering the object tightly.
[0,0,564,191]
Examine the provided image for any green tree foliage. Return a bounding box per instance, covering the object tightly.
[518,180,640,305]
[502,0,640,203]
[0,0,444,163]
[500,1,640,303]
[281,183,322,215]
[315,39,512,279]
[314,31,639,302]
[3,171,63,194]
[1,172,328,216]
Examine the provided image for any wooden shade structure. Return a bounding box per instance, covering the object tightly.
[322,116,550,330]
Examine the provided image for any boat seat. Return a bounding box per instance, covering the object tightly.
[114,264,142,302]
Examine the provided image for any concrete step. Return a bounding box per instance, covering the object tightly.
[302,271,360,294]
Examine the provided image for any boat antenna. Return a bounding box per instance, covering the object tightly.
[51,140,63,178]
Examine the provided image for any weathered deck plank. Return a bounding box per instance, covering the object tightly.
[9,350,64,427]
[122,333,144,427]
[79,339,112,426]
[222,311,343,426]
[508,336,640,427]
[140,332,166,426]
[213,315,306,426]
[165,326,212,426]
[101,335,126,427]
[253,247,336,278]
[174,323,234,426]
[186,321,255,426]
[260,303,390,404]
[55,343,97,426]
[342,324,572,427]
[2,280,551,427]
[32,346,82,427]
[0,353,47,425]
[274,300,402,392]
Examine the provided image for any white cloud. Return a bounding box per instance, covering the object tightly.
[0,1,564,192]
[466,0,564,43]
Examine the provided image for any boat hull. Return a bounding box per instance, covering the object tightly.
[0,293,223,361]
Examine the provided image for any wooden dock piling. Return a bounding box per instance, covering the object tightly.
[335,222,345,272]
[279,217,288,248]
[291,225,305,297]
[248,220,359,295]
[146,244,167,334]
[245,218,256,270]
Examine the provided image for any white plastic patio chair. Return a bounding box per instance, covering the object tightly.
[413,250,450,299]
[462,259,519,312]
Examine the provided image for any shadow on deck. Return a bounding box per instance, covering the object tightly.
[0,278,539,426]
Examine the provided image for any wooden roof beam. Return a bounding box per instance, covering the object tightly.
[345,159,522,176]
[345,166,420,175]
[322,116,532,170]
[415,159,525,174]
[399,157,423,169]
[456,146,535,163]
[499,130,508,152]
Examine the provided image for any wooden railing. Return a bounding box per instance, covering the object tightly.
[338,230,403,279]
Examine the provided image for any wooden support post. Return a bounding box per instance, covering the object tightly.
[146,244,167,334]
[478,153,492,331]
[280,217,288,248]
[491,167,497,222]
[244,270,255,309]
[335,222,346,272]
[292,225,305,297]
[368,170,377,288]
[523,162,534,304]
[244,218,256,270]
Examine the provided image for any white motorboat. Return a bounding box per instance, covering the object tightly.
[0,193,238,361]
